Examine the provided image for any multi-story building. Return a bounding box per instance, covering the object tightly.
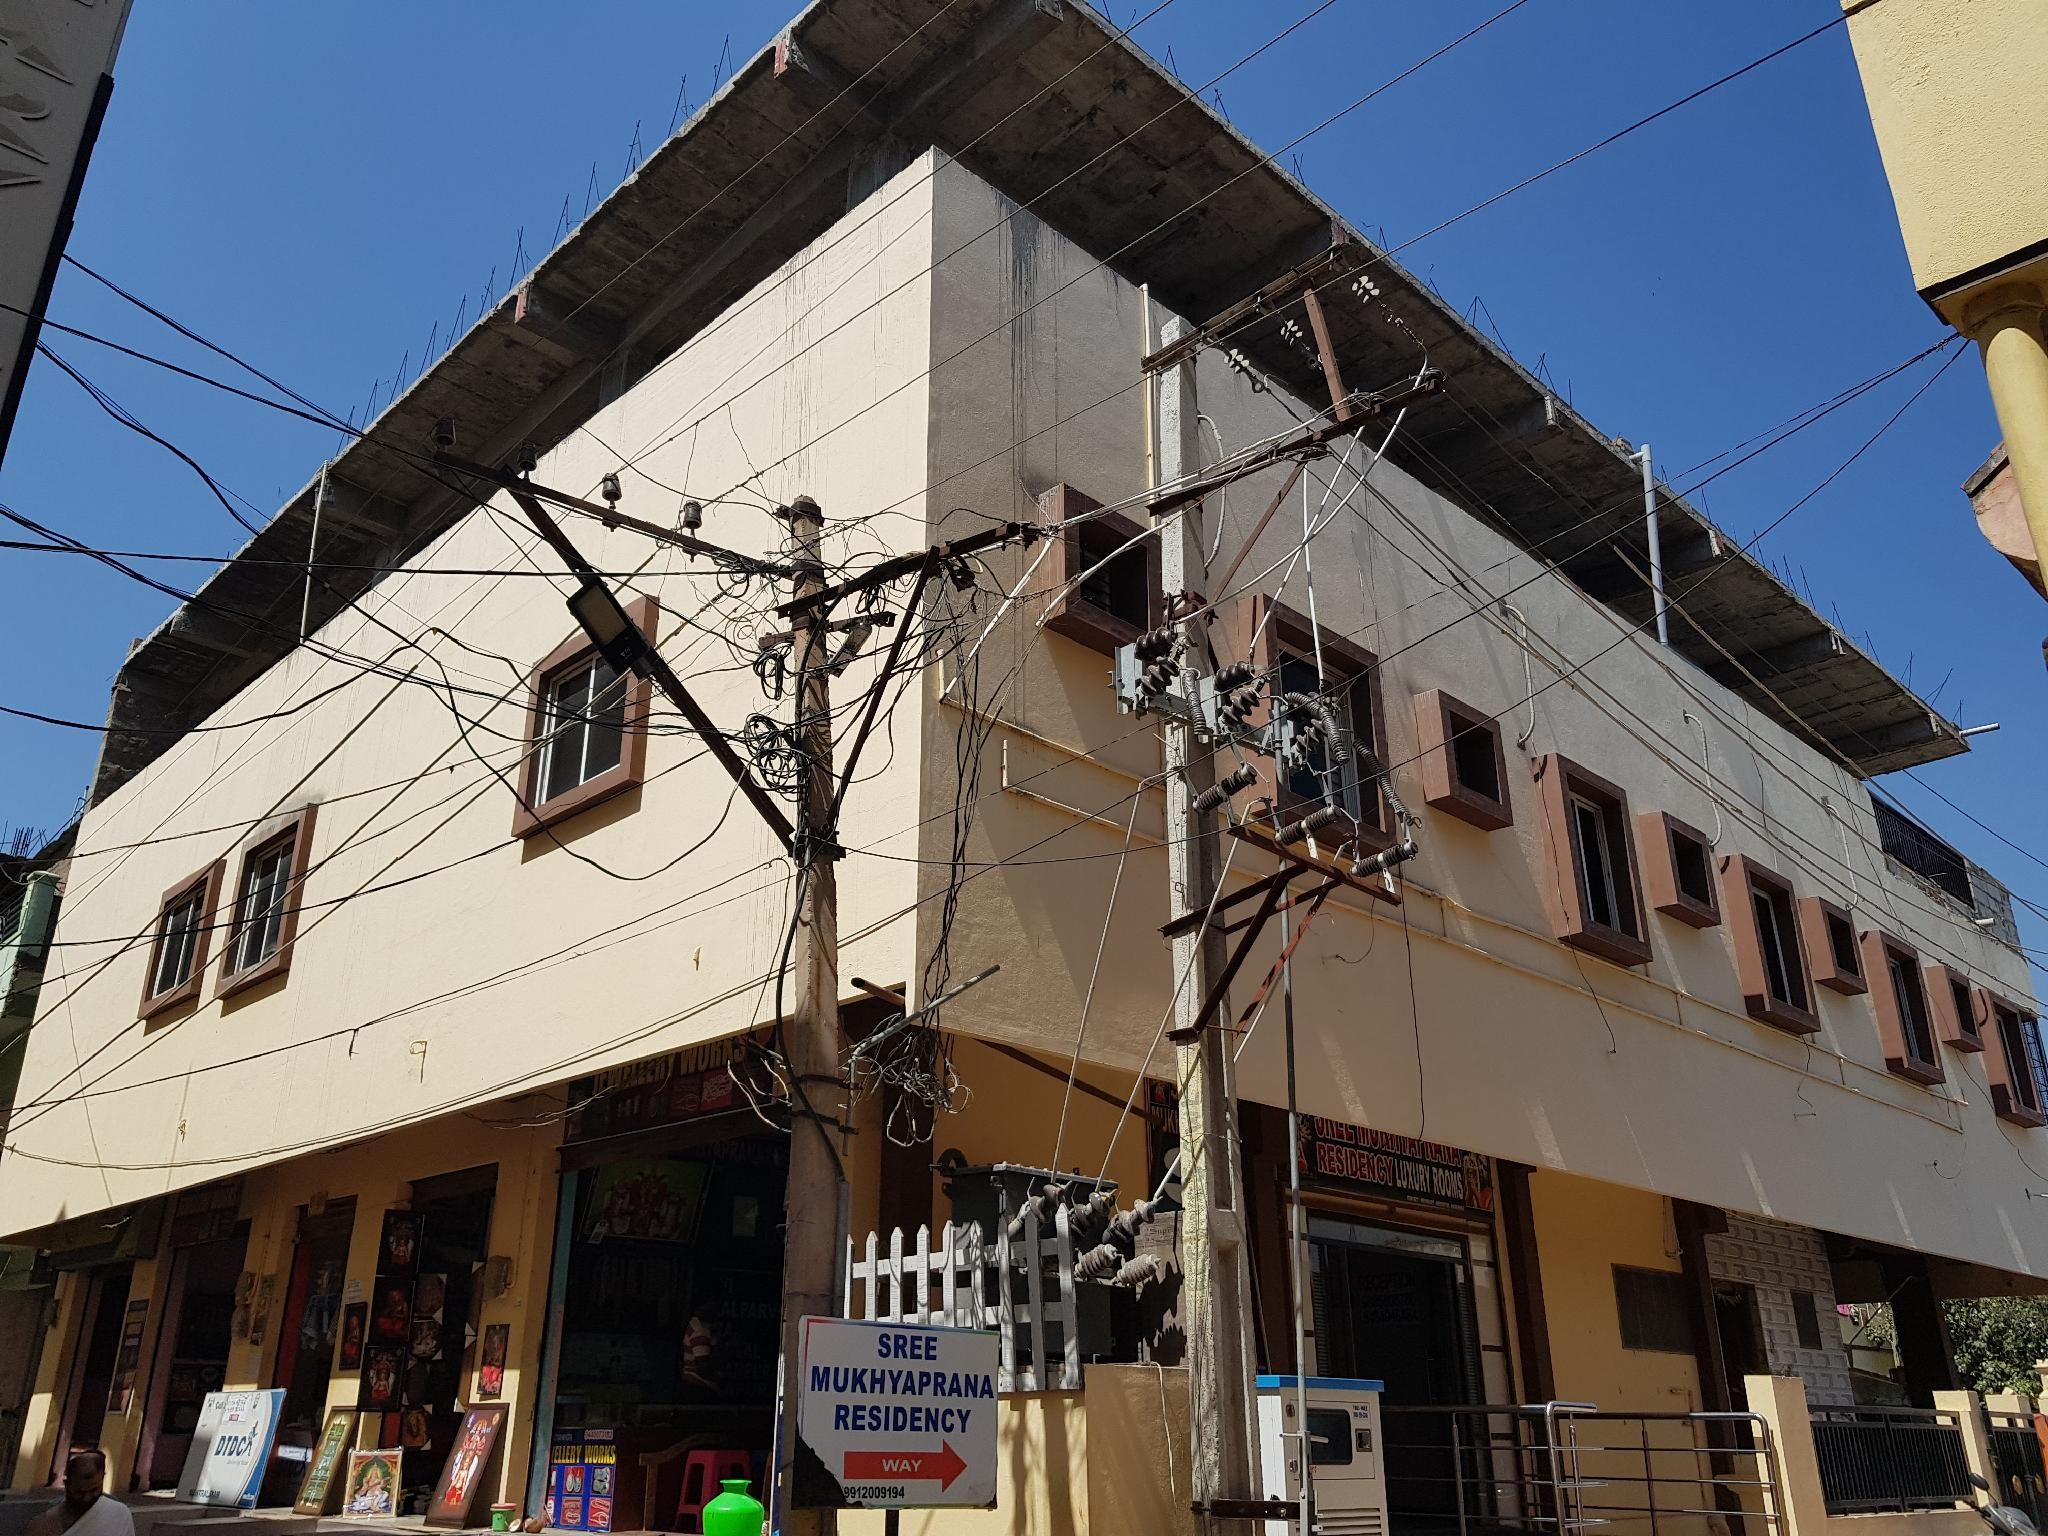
[3,3,2042,1530]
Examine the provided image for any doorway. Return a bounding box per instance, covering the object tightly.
[140,1233,246,1488]
[50,1265,132,1477]
[1308,1217,1484,1528]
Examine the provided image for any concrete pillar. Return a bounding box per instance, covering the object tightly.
[1935,1388,1994,1501]
[97,1253,168,1491]
[2034,1360,2048,1400]
[481,1126,559,1519]
[1744,1373,1827,1536]
[1965,281,2048,595]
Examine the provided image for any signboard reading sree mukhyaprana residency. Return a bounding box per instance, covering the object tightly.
[795,1317,997,1509]
[0,0,133,466]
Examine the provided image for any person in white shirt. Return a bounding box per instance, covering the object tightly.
[25,1451,135,1536]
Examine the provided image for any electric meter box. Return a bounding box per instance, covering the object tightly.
[1254,1374,1389,1536]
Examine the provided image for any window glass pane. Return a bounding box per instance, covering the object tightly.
[235,839,293,971]
[152,892,201,996]
[582,658,626,781]
[1572,796,1615,929]
[2024,1019,2048,1113]
[538,656,626,804]
[1755,893,1789,1003]
[1890,953,1935,1063]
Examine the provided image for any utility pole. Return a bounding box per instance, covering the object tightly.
[1154,315,1262,1535]
[776,493,842,1536]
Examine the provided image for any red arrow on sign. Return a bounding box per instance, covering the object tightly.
[842,1442,968,1491]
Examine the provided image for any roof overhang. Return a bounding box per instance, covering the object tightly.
[91,0,1962,803]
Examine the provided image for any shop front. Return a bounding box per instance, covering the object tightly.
[531,1032,788,1534]
[1243,1105,1524,1531]
[133,1182,248,1490]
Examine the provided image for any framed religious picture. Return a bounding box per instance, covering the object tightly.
[342,1449,400,1520]
[336,1303,367,1372]
[424,1405,508,1529]
[477,1323,509,1400]
[369,1278,411,1345]
[357,1345,403,1413]
[378,1211,422,1278]
[294,1408,359,1516]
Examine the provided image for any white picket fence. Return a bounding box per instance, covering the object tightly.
[844,1206,1083,1391]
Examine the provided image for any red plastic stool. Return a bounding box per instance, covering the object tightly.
[676,1449,751,1533]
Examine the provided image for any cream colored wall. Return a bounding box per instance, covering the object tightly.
[911,153,2046,1281]
[0,152,940,1239]
[1845,0,2048,304]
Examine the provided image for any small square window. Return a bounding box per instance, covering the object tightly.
[1038,484,1160,654]
[1860,930,1944,1086]
[1538,756,1651,967]
[1415,688,1511,832]
[217,805,318,1001]
[1638,811,1720,929]
[1721,855,1818,1034]
[1927,966,1984,1051]
[1614,1266,1694,1353]
[1798,897,1867,996]
[514,597,657,840]
[139,860,224,1020]
[1987,996,2048,1127]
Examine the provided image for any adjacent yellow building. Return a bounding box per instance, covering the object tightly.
[1845,0,2048,596]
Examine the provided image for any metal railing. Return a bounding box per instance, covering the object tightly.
[1379,1403,1782,1536]
[1988,1411,2048,1529]
[1811,1405,1971,1515]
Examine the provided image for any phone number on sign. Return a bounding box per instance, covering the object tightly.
[844,1486,908,1502]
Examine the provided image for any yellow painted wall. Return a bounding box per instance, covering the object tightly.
[12,1113,563,1503]
[1529,1170,1698,1411]
[1846,0,2048,307]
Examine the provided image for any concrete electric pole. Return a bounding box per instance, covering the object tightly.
[776,493,843,1536]
[1154,317,1263,1536]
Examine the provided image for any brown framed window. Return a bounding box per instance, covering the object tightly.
[1223,595,1393,854]
[139,860,224,1019]
[1926,965,1984,1051]
[1986,995,2047,1127]
[1536,755,1651,967]
[1414,688,1510,831]
[1037,484,1161,653]
[1637,811,1719,929]
[218,804,318,1000]
[514,595,656,839]
[1721,855,1818,1034]
[1798,896,1867,996]
[1860,929,1944,1086]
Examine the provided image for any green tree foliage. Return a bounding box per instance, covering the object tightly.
[1942,1299,2048,1396]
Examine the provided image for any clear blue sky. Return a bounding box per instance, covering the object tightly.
[3,0,2043,961]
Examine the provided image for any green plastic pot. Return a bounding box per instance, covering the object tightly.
[701,1478,764,1536]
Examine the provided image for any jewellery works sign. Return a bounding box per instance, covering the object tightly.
[1297,1117,1494,1215]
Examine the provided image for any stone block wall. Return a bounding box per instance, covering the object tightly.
[1706,1214,1855,1406]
